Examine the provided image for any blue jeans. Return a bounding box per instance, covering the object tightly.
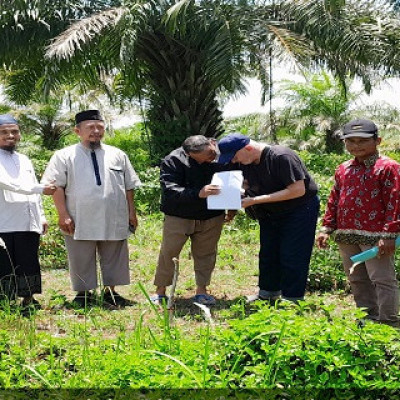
[258,196,320,300]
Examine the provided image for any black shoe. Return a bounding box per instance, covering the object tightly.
[102,291,132,307]
[21,297,41,310]
[72,291,93,308]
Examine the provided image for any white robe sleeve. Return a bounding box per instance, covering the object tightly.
[0,165,44,194]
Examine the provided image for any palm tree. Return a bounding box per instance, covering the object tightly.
[277,0,400,94]
[45,0,333,160]
[0,1,120,104]
[44,0,255,160]
[16,98,72,150]
[280,71,354,152]
[3,0,400,160]
[0,0,304,159]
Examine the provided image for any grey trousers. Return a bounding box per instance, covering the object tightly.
[154,214,225,288]
[64,236,130,291]
[339,243,399,323]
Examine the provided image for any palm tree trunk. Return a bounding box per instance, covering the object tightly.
[325,128,343,153]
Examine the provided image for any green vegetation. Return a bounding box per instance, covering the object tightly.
[3,1,400,162]
[0,123,398,396]
[0,298,399,393]
[2,0,400,395]
[279,72,353,153]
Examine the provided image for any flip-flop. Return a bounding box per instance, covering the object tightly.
[192,294,216,305]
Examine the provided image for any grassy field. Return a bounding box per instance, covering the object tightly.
[0,126,399,396]
[1,214,400,397]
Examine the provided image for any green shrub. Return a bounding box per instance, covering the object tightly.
[308,245,348,292]
[146,115,190,164]
[212,301,400,389]
[39,197,68,269]
[135,167,161,215]
[105,126,161,214]
[105,125,151,171]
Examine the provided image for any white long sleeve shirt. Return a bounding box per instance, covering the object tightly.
[0,149,46,234]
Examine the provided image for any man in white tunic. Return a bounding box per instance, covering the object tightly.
[42,110,141,307]
[0,114,56,308]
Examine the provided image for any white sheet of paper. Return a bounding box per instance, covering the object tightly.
[207,170,243,210]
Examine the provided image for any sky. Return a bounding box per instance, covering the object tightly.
[222,73,400,118]
[2,70,400,128]
[113,74,400,128]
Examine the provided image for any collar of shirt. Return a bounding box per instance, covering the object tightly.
[0,148,19,171]
[0,148,16,156]
[77,142,103,153]
[348,152,380,169]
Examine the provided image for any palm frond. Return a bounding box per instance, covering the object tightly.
[46,7,126,60]
[163,0,192,33]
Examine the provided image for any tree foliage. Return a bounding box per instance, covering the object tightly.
[2,1,400,158]
[0,1,121,103]
[280,71,353,152]
[44,0,257,160]
[277,0,400,94]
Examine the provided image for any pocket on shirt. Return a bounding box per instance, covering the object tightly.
[109,167,124,187]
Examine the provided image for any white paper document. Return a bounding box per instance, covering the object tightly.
[207,170,243,210]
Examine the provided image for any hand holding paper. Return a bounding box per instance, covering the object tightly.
[199,184,221,198]
[207,171,243,210]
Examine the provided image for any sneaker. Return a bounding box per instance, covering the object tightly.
[192,294,216,306]
[150,294,169,306]
[103,290,132,307]
[72,291,93,308]
[246,293,280,304]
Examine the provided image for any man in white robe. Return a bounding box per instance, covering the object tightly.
[0,114,56,308]
[42,110,141,308]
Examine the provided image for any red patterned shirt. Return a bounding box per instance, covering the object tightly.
[322,153,400,245]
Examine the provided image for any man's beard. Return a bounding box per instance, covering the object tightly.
[0,145,16,152]
[89,141,101,150]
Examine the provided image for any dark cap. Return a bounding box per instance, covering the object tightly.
[341,119,378,139]
[75,109,103,125]
[0,114,18,126]
[217,133,250,164]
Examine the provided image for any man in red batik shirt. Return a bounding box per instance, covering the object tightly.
[316,119,400,327]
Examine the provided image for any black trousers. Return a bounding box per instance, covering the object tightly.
[258,196,320,300]
[0,231,42,298]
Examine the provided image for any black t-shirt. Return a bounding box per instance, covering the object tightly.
[240,145,318,215]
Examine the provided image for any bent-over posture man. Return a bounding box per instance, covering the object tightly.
[218,133,319,303]
[152,135,234,306]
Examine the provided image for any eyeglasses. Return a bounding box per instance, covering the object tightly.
[0,129,20,136]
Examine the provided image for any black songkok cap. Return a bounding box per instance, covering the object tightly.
[75,110,103,125]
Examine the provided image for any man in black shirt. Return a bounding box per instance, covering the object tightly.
[218,133,319,302]
[152,135,234,306]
